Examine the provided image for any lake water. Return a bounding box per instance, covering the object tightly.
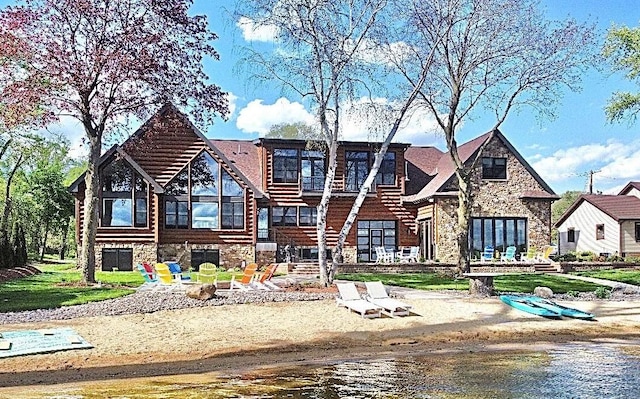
[2,342,640,398]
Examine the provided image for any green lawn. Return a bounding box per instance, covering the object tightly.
[574,268,640,286]
[337,272,604,294]
[0,260,243,313]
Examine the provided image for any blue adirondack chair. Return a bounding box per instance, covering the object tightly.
[481,246,495,262]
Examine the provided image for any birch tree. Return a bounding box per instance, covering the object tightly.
[1,0,228,283]
[238,0,444,285]
[398,0,596,273]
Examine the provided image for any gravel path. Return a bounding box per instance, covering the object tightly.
[0,290,336,325]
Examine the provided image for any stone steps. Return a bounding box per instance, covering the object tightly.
[289,263,321,276]
[534,263,560,273]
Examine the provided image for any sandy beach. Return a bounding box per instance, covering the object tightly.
[1,292,640,389]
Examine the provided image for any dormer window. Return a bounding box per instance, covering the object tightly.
[274,149,299,183]
[482,157,507,180]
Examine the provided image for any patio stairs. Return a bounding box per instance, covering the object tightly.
[288,263,321,277]
[534,262,561,273]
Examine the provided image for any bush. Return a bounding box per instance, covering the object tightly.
[566,290,579,297]
[556,252,577,262]
[577,251,596,262]
[595,286,611,299]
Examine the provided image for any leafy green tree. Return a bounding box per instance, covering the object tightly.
[603,25,640,123]
[11,222,27,267]
[266,123,320,140]
[551,190,582,241]
[1,0,228,283]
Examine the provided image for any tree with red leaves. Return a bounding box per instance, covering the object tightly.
[0,0,228,283]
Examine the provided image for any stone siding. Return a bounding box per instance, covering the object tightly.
[434,136,553,262]
[159,243,256,270]
[93,242,158,271]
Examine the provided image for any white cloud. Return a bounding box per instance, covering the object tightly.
[42,115,86,159]
[227,92,238,118]
[235,97,315,135]
[531,140,632,183]
[236,16,279,42]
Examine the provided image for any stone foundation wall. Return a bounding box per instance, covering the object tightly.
[433,136,554,263]
[158,243,255,270]
[93,242,158,271]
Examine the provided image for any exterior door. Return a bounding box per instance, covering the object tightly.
[419,219,434,261]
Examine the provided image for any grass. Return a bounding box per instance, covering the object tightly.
[0,259,244,313]
[574,269,640,286]
[337,272,604,294]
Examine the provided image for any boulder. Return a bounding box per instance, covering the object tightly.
[186,283,217,300]
[533,286,554,298]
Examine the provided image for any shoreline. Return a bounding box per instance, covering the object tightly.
[1,294,640,388]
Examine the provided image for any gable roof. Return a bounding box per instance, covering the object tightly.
[68,146,164,194]
[404,146,444,195]
[137,103,266,199]
[70,103,266,199]
[555,194,640,227]
[618,181,640,195]
[402,129,557,204]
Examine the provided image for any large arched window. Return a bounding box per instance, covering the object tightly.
[100,160,148,227]
[164,151,245,230]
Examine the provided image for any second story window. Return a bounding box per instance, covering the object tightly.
[482,157,507,180]
[346,151,369,191]
[376,152,396,186]
[101,161,148,228]
[302,150,325,191]
[274,149,299,183]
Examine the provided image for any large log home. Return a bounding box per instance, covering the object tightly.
[70,103,558,271]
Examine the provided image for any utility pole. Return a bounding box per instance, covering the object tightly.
[588,169,601,194]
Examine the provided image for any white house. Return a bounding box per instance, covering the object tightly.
[555,194,640,257]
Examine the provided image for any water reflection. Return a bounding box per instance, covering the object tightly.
[2,343,640,399]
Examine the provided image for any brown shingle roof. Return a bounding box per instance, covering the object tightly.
[403,130,556,204]
[210,139,264,194]
[403,132,492,203]
[582,195,640,221]
[404,146,444,195]
[618,181,640,195]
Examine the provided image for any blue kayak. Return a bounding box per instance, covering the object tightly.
[519,295,595,320]
[500,295,561,318]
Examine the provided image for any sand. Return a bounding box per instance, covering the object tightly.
[0,294,639,388]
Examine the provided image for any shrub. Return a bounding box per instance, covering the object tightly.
[556,252,577,262]
[595,286,611,299]
[566,290,579,297]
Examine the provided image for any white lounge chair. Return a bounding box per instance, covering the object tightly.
[364,281,412,317]
[336,282,382,319]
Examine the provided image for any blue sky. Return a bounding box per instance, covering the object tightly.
[4,0,639,195]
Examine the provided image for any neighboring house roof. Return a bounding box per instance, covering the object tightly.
[404,146,444,195]
[402,129,557,204]
[555,194,640,227]
[68,146,164,194]
[618,181,640,195]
